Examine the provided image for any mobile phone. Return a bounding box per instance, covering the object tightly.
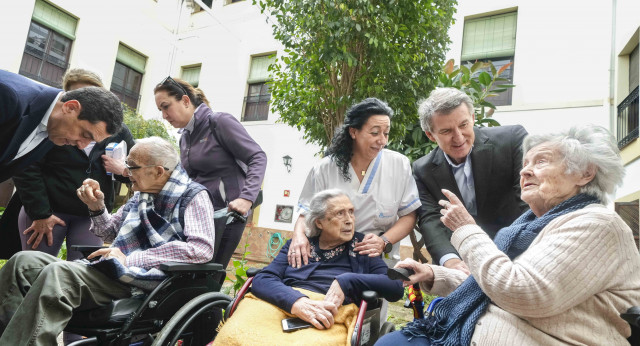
[387,267,415,281]
[281,317,313,332]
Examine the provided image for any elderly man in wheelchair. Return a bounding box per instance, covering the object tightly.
[211,189,404,345]
[0,137,221,345]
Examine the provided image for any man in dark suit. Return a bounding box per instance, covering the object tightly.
[0,70,123,258]
[412,87,528,273]
[0,70,123,183]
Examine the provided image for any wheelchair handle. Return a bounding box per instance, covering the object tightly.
[387,267,415,281]
[213,207,248,225]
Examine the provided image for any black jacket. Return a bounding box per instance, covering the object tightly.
[13,125,135,219]
[412,125,530,264]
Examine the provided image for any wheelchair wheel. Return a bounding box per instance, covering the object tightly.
[379,322,395,336]
[152,292,231,346]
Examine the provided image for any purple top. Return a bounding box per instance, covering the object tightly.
[180,104,267,209]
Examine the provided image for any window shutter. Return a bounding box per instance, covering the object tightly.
[182,65,201,87]
[247,55,275,84]
[32,0,77,40]
[462,12,517,61]
[630,45,639,92]
[116,44,147,74]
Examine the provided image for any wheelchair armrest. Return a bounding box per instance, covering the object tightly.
[361,290,379,303]
[246,267,262,277]
[69,245,107,258]
[159,262,223,273]
[622,306,640,327]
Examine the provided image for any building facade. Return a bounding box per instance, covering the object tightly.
[1,0,638,255]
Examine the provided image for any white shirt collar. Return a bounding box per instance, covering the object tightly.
[40,92,63,131]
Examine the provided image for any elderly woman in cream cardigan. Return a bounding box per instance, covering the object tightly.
[377,124,640,346]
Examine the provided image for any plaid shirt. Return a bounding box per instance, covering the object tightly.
[90,190,215,269]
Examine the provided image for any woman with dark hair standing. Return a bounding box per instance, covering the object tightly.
[288,98,421,268]
[154,76,266,269]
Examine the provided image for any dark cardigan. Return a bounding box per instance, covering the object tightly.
[252,233,404,313]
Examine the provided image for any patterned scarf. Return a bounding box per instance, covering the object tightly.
[88,166,205,291]
[402,193,600,345]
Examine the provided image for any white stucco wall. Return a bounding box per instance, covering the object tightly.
[446,0,613,135]
[2,0,637,231]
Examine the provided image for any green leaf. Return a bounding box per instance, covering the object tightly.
[469,80,482,92]
[478,118,501,126]
[470,61,483,73]
[356,23,361,31]
[478,72,491,86]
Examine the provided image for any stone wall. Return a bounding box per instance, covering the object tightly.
[232,225,432,266]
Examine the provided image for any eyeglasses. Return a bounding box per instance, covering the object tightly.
[125,162,168,175]
[158,76,188,96]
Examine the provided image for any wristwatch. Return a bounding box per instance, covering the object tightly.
[380,235,392,254]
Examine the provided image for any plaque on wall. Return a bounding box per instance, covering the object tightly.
[275,204,294,223]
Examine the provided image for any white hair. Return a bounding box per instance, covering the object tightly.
[304,189,349,237]
[522,124,624,205]
[417,87,474,132]
[132,137,179,173]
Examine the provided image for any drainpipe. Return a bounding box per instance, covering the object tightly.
[609,0,617,132]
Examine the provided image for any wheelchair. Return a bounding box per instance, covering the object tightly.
[155,267,397,346]
[65,208,246,346]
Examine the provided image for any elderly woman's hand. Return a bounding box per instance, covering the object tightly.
[324,280,345,307]
[354,233,385,257]
[394,258,434,287]
[291,298,337,330]
[77,179,106,212]
[439,189,476,232]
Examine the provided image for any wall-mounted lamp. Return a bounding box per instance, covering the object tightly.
[282,155,292,173]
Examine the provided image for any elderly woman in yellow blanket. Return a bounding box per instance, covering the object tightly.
[214,189,404,345]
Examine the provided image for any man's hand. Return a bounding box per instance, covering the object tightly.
[101,155,126,176]
[354,233,385,257]
[228,198,252,216]
[439,189,476,231]
[394,258,435,287]
[324,280,345,307]
[291,298,337,330]
[288,216,311,268]
[77,179,106,212]
[443,258,470,275]
[88,247,127,266]
[24,215,66,249]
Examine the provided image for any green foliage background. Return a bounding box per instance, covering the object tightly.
[122,104,177,145]
[255,0,457,151]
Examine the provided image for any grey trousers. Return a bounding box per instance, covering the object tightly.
[0,251,132,346]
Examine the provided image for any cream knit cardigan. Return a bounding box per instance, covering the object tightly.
[424,204,640,345]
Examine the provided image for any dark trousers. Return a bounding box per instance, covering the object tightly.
[213,218,247,269]
[374,331,431,345]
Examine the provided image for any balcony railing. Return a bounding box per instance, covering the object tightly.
[617,86,639,149]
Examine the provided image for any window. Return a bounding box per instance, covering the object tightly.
[461,11,517,106]
[110,44,146,110]
[19,0,77,88]
[616,200,639,250]
[617,44,639,148]
[181,65,202,88]
[243,54,275,121]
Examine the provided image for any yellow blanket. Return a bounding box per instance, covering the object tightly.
[214,288,359,346]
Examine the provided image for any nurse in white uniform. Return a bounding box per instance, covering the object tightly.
[288,98,421,268]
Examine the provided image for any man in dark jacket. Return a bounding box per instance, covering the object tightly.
[412,88,529,273]
[0,70,123,183]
